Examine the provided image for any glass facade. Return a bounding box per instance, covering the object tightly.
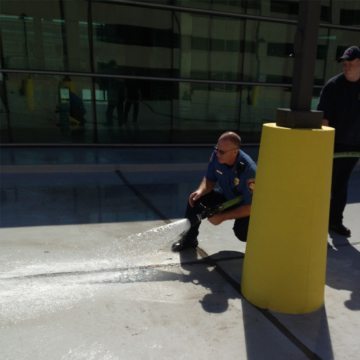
[0,0,359,144]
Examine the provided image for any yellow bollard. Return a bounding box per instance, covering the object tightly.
[241,123,334,314]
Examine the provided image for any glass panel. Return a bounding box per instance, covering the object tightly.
[174,83,291,143]
[180,15,297,84]
[320,0,360,26]
[0,73,10,142]
[155,0,360,24]
[173,82,239,142]
[179,13,245,81]
[167,0,297,19]
[243,20,296,83]
[93,3,174,77]
[91,3,300,85]
[265,0,299,20]
[1,1,89,72]
[1,1,358,145]
[96,78,172,144]
[92,3,248,82]
[152,0,262,15]
[5,73,94,143]
[1,74,293,145]
[96,79,292,144]
[239,85,291,135]
[1,13,39,69]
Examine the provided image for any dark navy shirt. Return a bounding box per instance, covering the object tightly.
[206,150,257,205]
[317,73,360,146]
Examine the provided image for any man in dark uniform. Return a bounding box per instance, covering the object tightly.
[317,45,360,237]
[124,78,141,123]
[172,131,257,252]
[105,61,125,126]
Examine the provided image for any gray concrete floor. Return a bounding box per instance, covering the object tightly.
[0,147,359,360]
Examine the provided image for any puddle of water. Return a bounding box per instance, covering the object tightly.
[0,219,192,322]
[1,219,191,279]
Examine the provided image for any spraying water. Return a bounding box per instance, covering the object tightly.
[1,218,192,279]
[93,217,192,266]
[0,218,193,322]
[126,218,191,247]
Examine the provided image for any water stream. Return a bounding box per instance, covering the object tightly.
[0,219,192,322]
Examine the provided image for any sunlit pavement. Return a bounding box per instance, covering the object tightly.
[0,147,359,360]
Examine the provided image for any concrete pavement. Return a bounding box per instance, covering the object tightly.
[0,146,359,359]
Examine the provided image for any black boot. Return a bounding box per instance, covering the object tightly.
[171,233,198,252]
[329,223,351,237]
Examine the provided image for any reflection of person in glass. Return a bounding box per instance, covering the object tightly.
[106,60,125,126]
[0,72,8,113]
[57,76,86,132]
[124,77,141,123]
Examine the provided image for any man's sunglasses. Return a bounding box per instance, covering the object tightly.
[214,146,238,155]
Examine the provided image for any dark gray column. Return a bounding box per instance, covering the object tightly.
[276,0,323,129]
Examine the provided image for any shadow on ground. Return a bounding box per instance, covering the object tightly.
[327,233,360,311]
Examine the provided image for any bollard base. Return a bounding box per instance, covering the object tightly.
[276,108,323,129]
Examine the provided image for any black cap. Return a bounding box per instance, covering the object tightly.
[337,46,360,62]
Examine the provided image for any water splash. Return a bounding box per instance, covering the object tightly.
[100,218,191,262]
[126,218,191,245]
[0,218,192,280]
[0,219,193,323]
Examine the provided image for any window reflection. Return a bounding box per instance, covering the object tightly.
[5,74,93,143]
[0,0,359,144]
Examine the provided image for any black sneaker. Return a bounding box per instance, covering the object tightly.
[171,235,198,252]
[329,223,351,237]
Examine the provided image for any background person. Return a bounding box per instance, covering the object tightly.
[317,45,360,237]
[124,77,141,123]
[172,131,257,252]
[105,60,125,126]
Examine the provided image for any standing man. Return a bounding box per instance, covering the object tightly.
[124,77,141,124]
[317,45,360,237]
[105,60,125,126]
[172,131,257,252]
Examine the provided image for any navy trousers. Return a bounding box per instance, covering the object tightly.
[330,156,358,225]
[330,144,360,225]
[184,191,250,242]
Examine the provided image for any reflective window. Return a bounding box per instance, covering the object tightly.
[184,14,245,82]
[0,73,303,144]
[151,0,262,15]
[1,0,359,145]
[91,3,299,85]
[95,79,292,144]
[0,73,10,143]
[243,21,296,83]
[96,77,173,144]
[1,13,40,69]
[5,73,94,143]
[1,1,89,72]
[320,0,360,26]
[93,3,174,78]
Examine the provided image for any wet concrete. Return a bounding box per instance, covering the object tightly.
[0,147,359,359]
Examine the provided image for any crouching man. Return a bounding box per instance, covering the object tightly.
[172,131,257,252]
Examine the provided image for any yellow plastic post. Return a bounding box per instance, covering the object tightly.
[241,123,334,314]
